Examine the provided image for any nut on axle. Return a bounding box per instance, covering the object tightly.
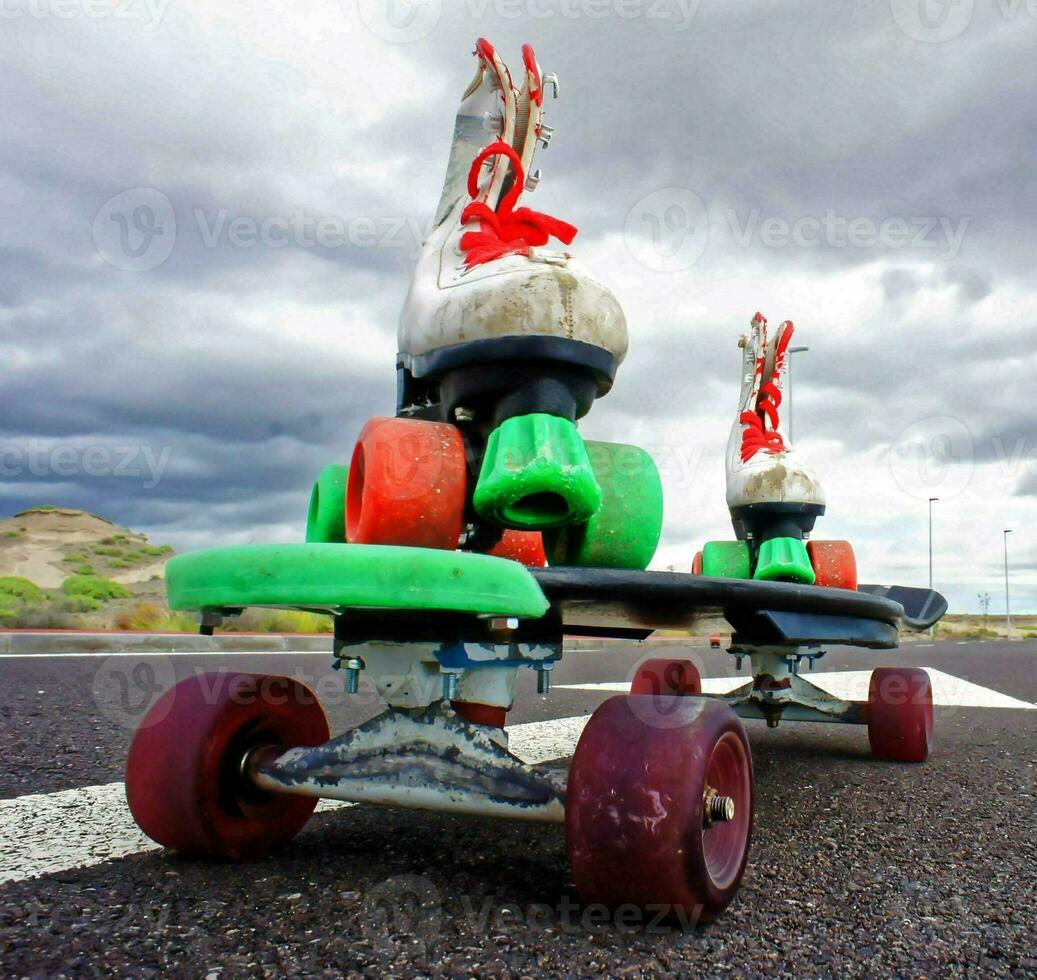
[703,785,736,826]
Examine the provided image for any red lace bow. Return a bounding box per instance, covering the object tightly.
[460,140,577,267]
[740,322,794,462]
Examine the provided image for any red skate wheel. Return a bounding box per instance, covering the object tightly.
[567,697,753,924]
[692,551,703,575]
[807,540,858,590]
[451,701,507,728]
[630,658,702,697]
[347,417,466,550]
[486,530,547,567]
[867,667,933,763]
[125,673,329,858]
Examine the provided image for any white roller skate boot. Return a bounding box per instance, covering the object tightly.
[722,313,826,583]
[396,39,628,535]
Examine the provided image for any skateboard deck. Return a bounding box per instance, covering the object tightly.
[167,544,945,650]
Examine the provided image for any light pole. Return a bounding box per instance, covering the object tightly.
[928,497,939,636]
[928,497,939,591]
[787,345,809,444]
[1004,529,1012,638]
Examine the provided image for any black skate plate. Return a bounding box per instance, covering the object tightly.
[856,584,948,631]
[530,568,942,648]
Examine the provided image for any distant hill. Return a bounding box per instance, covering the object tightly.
[0,507,329,633]
[0,507,177,629]
[0,506,174,588]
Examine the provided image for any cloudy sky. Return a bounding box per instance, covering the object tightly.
[1,0,1034,613]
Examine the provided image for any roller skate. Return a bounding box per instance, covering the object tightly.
[308,39,662,570]
[692,313,857,589]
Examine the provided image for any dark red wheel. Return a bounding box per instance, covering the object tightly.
[125,673,329,858]
[867,667,933,763]
[692,550,703,575]
[630,658,702,696]
[346,417,467,550]
[807,540,858,590]
[451,700,507,728]
[566,696,753,924]
[485,530,547,567]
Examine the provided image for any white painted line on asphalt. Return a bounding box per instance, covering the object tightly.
[0,783,162,885]
[0,715,588,886]
[557,668,1037,710]
[0,650,329,659]
[508,713,589,764]
[557,677,747,695]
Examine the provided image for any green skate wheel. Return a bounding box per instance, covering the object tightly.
[305,465,349,543]
[473,413,602,530]
[544,442,663,570]
[754,536,816,585]
[700,541,751,579]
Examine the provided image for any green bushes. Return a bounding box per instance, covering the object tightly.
[229,608,333,634]
[0,577,45,604]
[92,545,124,558]
[0,577,102,628]
[114,601,195,632]
[62,575,131,602]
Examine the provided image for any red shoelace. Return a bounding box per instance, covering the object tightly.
[740,321,794,462]
[460,140,577,268]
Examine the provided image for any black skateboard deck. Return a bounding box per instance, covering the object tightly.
[529,569,946,648]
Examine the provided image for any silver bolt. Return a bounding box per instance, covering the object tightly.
[342,657,363,695]
[454,406,475,422]
[537,662,554,696]
[707,795,736,824]
[442,672,459,700]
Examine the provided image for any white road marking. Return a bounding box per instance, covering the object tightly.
[557,668,1037,710]
[0,715,588,886]
[3,665,1031,886]
[508,713,590,764]
[0,650,329,659]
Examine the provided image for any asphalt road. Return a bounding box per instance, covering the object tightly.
[1,637,1035,977]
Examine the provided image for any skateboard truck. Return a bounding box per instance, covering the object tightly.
[245,701,566,823]
[716,643,863,728]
